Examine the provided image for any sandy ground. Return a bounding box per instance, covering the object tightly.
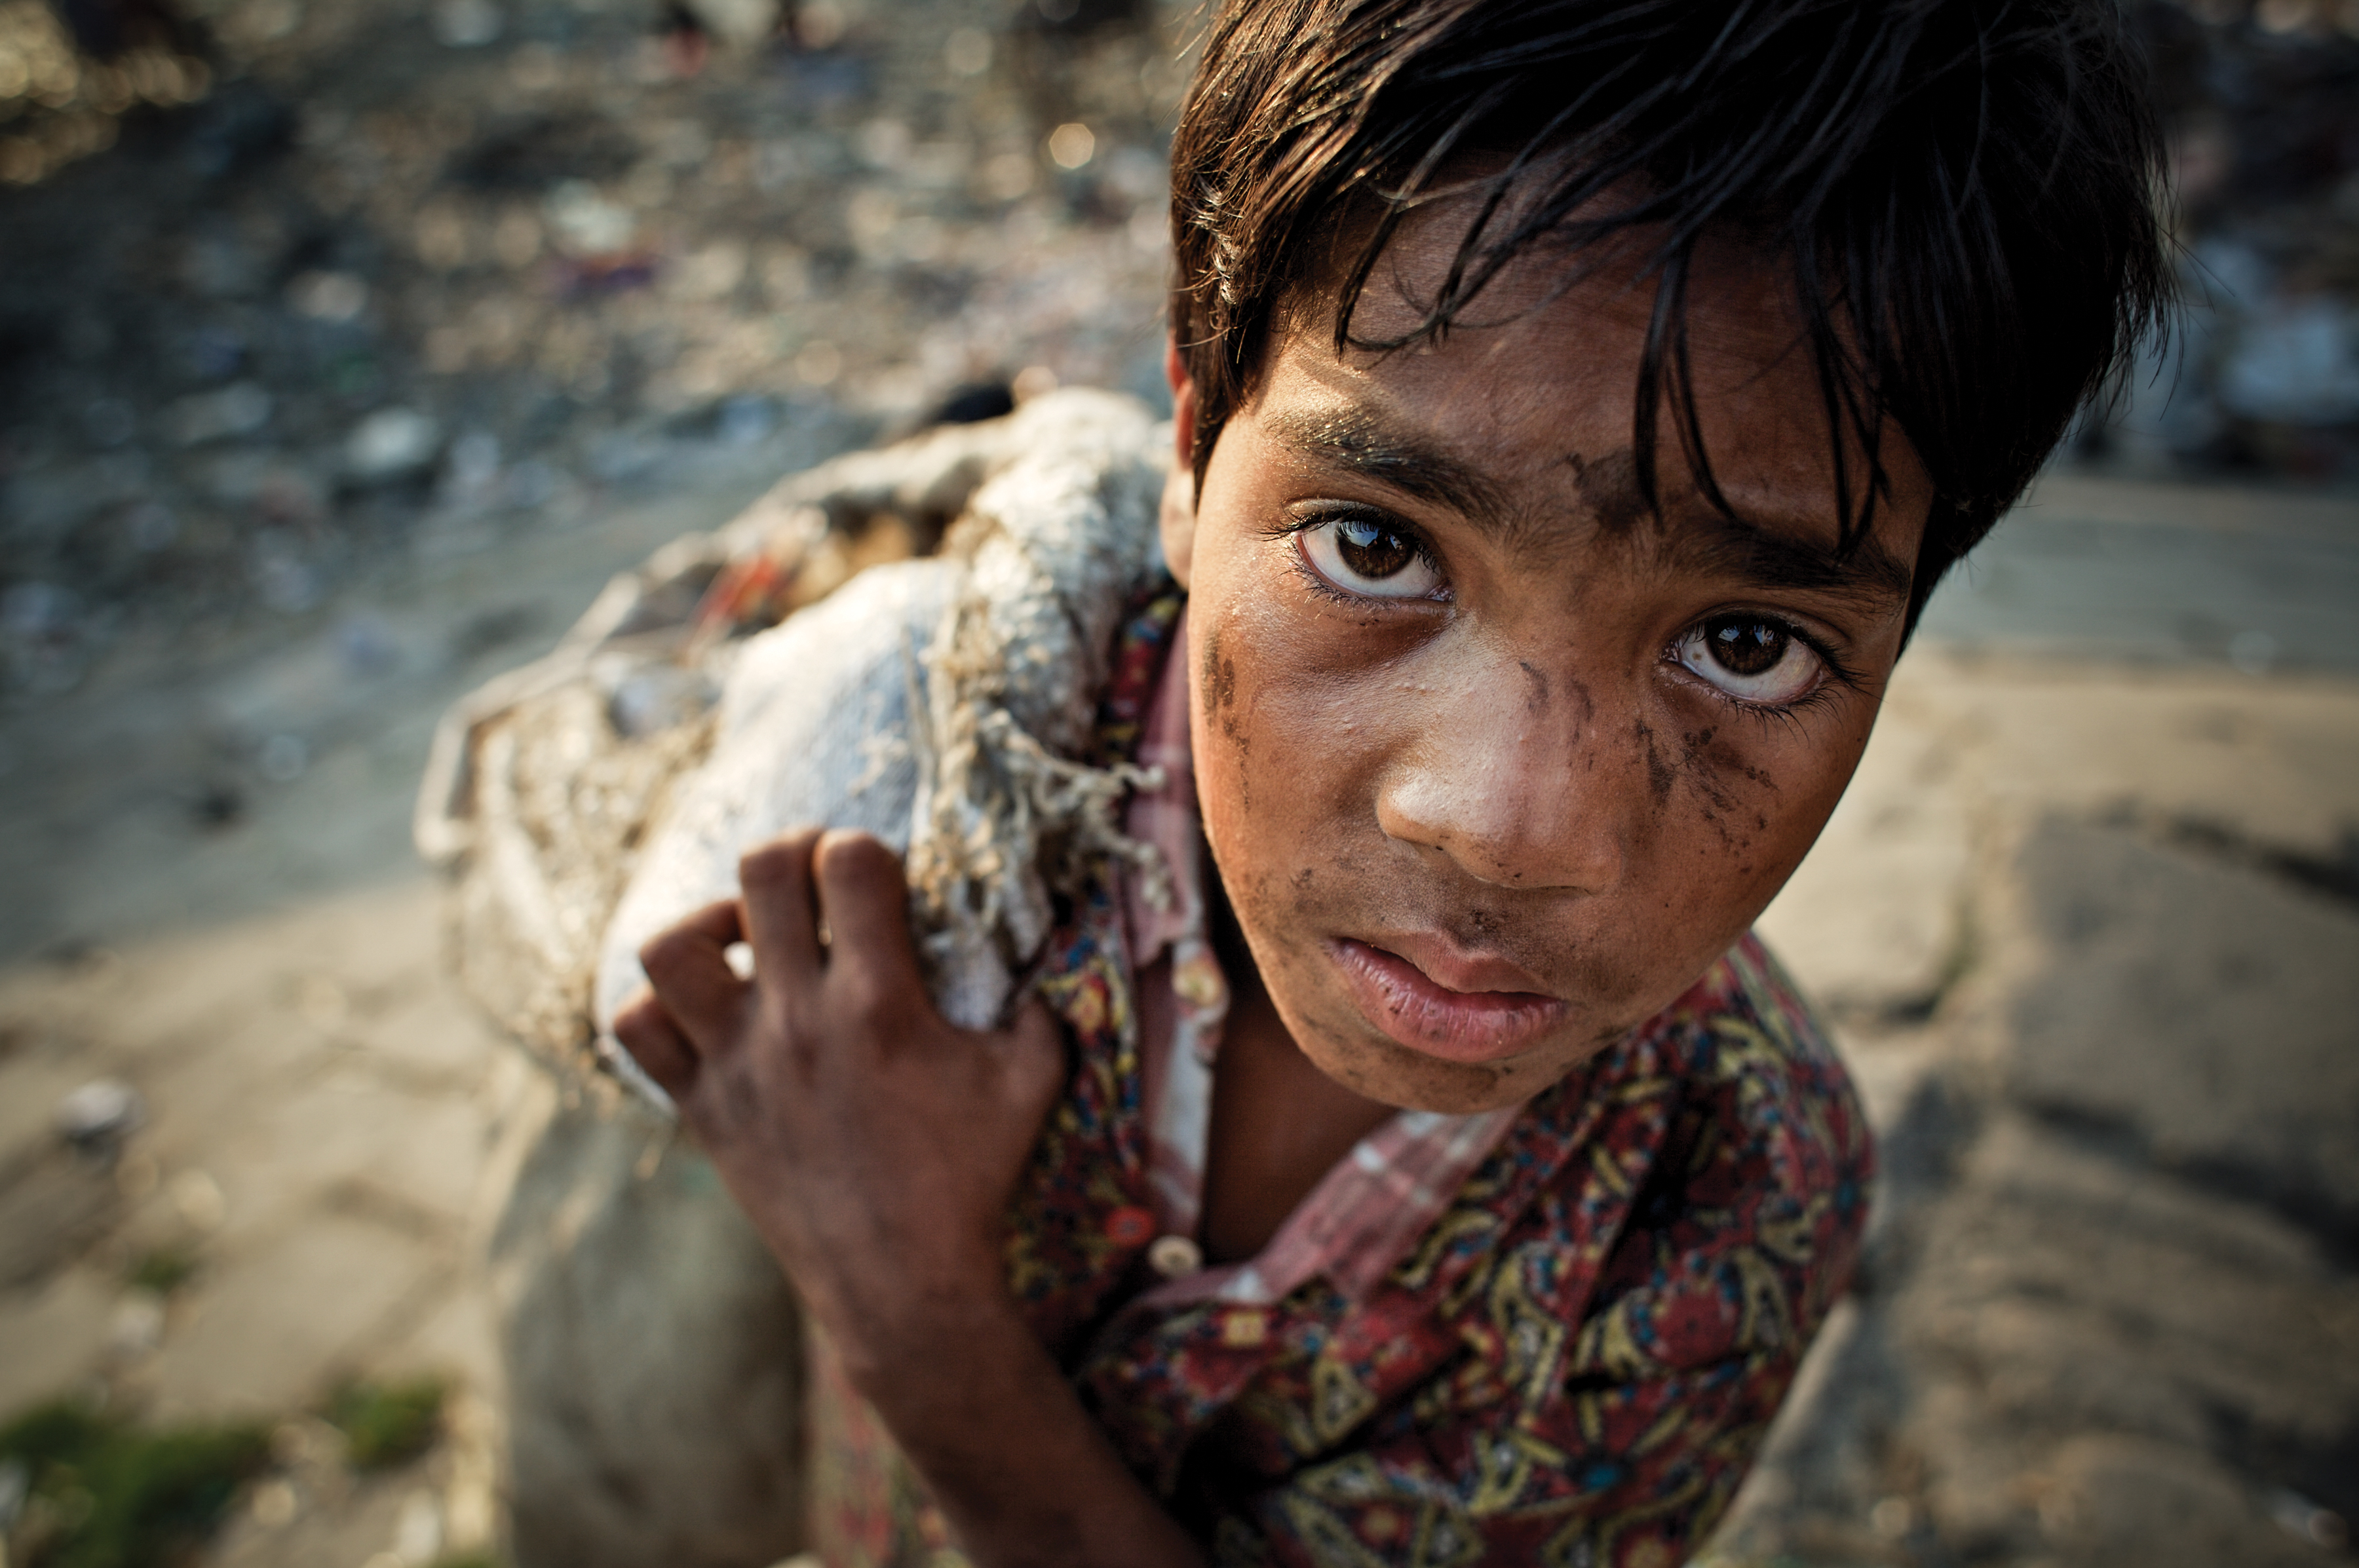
[0,457,2354,1567]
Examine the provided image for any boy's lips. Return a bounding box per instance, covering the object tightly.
[1326,936,1569,1064]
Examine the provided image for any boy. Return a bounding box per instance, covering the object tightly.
[610,0,2168,1561]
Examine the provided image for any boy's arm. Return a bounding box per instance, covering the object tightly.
[613,827,1208,1568]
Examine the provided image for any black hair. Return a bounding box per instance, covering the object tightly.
[1169,0,2174,632]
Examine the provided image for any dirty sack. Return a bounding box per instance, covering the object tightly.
[413,389,1173,1105]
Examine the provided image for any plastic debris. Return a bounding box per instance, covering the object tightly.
[345,408,443,482]
[166,381,272,446]
[54,1077,145,1147]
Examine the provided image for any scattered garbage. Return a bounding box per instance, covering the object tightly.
[2078,5,2359,476]
[5,0,2339,719]
[443,429,503,505]
[164,381,272,447]
[543,179,640,259]
[0,0,1185,702]
[53,1077,144,1149]
[287,269,370,323]
[334,611,404,676]
[344,408,444,484]
[431,0,505,48]
[2269,1489,2350,1551]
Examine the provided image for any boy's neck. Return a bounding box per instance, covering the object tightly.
[1199,861,1397,1265]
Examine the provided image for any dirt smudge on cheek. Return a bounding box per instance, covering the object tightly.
[1200,626,1238,738]
[1634,717,1675,805]
[1678,727,1740,818]
[1565,678,1596,731]
[1663,726,1794,854]
[1200,623,1251,806]
[1518,660,1549,715]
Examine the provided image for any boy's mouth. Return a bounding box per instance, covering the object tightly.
[1327,936,1569,1065]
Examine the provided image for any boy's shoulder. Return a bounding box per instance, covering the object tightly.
[1389,933,1871,1367]
[1627,932,1874,1240]
[1643,931,1864,1139]
[1580,932,1870,1240]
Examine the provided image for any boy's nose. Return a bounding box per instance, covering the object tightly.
[1371,662,1630,894]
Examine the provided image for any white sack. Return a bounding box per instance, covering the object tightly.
[591,390,1172,1111]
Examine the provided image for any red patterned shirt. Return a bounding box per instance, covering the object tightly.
[807,584,1873,1568]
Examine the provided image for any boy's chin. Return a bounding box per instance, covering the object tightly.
[1293,1004,1627,1117]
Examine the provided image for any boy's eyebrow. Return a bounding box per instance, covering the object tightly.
[1649,508,1916,609]
[1263,406,1516,531]
[1267,406,1913,611]
[1590,453,1917,609]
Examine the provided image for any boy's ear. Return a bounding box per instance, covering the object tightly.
[1160,334,1198,589]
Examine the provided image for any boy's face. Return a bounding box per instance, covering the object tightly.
[1166,221,1932,1115]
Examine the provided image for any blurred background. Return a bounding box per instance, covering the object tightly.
[0,1,2352,1565]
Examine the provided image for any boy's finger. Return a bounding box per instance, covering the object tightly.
[611,989,700,1098]
[638,899,751,1055]
[738,827,827,989]
[996,996,1069,1124]
[812,829,924,998]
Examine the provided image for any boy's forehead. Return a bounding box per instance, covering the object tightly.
[1248,197,1932,584]
[1312,185,1814,362]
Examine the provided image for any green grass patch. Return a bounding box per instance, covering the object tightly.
[0,1398,269,1568]
[322,1376,445,1471]
[123,1246,199,1297]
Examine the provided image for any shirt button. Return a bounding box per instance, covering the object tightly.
[1147,1234,1202,1278]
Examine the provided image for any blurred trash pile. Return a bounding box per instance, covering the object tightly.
[9,0,2352,716]
[0,0,1183,700]
[2094,0,2359,479]
[0,0,210,184]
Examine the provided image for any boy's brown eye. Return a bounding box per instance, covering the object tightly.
[1706,617,1786,676]
[1335,519,1417,579]
[1297,516,1445,600]
[1672,614,1823,706]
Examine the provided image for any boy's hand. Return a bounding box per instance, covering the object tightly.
[613,827,1204,1567]
[612,826,1065,1390]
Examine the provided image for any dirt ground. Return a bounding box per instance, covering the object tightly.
[2,0,2358,1564]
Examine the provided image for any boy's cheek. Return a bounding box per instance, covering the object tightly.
[1189,577,1398,807]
